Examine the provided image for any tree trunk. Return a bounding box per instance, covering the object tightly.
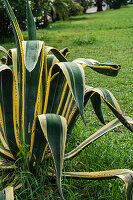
[96,0,103,12]
[42,14,49,28]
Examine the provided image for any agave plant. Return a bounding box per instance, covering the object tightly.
[0,0,133,199]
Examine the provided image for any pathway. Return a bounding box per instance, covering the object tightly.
[86,5,107,13]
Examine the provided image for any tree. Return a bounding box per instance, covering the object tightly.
[96,0,103,11]
[50,0,69,22]
[78,0,93,13]
[0,0,26,39]
[32,0,83,26]
[105,0,128,9]
[112,0,127,9]
[0,0,12,38]
[50,0,83,22]
[31,0,50,28]
[1,0,83,35]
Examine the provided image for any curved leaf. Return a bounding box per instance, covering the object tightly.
[90,91,105,124]
[22,41,44,72]
[64,169,133,200]
[44,46,68,76]
[0,186,14,200]
[73,58,121,76]
[34,114,67,200]
[8,49,20,148]
[3,1,25,133]
[0,46,11,59]
[60,47,70,57]
[0,126,9,150]
[65,116,133,160]
[1,57,7,65]
[0,65,19,157]
[45,46,68,62]
[90,87,133,132]
[43,62,85,122]
[43,46,69,100]
[0,159,15,169]
[29,118,47,165]
[67,86,133,134]
[47,47,70,71]
[0,147,15,161]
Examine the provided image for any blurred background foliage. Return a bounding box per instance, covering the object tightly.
[0,0,132,39]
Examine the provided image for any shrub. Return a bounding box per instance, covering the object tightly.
[112,0,128,9]
[78,0,93,13]
[0,0,26,39]
[0,0,133,199]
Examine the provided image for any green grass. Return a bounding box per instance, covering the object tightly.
[1,5,133,200]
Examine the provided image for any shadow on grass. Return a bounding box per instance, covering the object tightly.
[70,15,98,22]
[0,35,15,43]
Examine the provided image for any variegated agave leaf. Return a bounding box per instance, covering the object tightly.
[0,187,14,200]
[65,116,133,160]
[67,85,133,135]
[64,170,133,200]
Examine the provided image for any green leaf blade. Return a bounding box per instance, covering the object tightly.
[0,65,19,158]
[21,41,45,144]
[65,116,133,160]
[64,169,133,200]
[38,114,67,200]
[26,0,37,40]
[73,58,121,77]
[0,186,14,200]
[48,62,85,119]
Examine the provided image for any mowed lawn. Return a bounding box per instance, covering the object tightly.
[1,5,133,200]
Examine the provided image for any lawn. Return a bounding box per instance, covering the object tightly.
[1,5,133,200]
